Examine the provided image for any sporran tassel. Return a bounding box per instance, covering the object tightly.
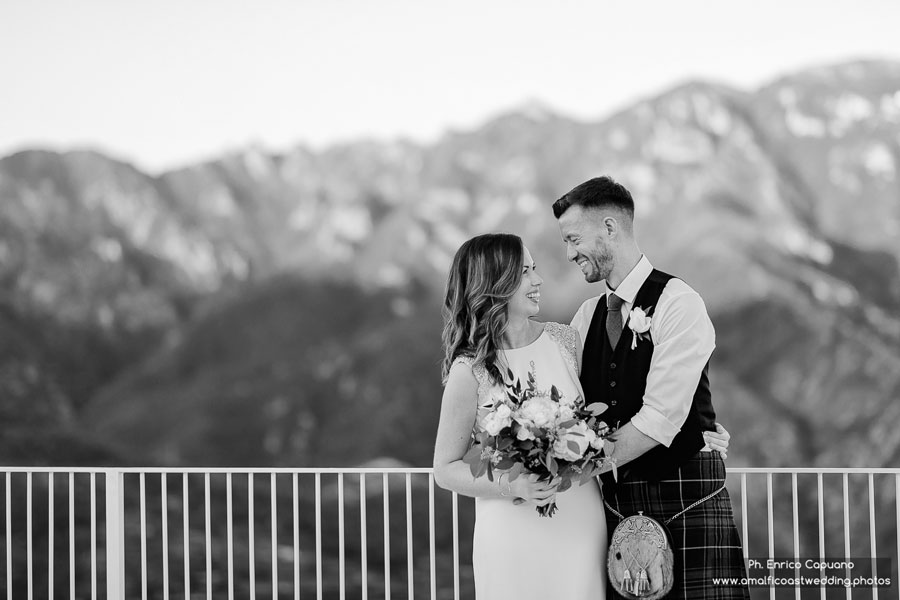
[622,568,633,593]
[637,569,650,595]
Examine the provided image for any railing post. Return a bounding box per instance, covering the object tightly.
[106,469,126,599]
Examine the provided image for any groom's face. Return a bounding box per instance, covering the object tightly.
[557,205,615,283]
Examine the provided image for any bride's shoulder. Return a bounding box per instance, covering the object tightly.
[541,322,579,371]
[450,354,489,386]
[542,321,578,345]
[542,321,575,334]
[451,354,475,368]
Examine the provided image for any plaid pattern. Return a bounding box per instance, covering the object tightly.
[603,452,750,599]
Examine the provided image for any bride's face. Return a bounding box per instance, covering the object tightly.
[506,245,543,321]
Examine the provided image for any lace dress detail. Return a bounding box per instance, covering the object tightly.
[544,321,580,374]
[451,322,580,407]
[451,355,491,399]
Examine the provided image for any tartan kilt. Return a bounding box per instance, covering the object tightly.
[603,451,750,600]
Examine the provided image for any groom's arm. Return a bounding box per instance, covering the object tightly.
[604,282,715,469]
[598,422,659,471]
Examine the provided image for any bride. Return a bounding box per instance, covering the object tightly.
[432,233,729,599]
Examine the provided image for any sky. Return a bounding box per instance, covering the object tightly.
[2,0,899,173]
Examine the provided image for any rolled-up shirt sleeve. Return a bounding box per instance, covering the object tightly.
[630,284,715,447]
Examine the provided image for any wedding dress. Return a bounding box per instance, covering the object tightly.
[456,322,607,600]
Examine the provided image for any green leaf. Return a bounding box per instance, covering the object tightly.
[557,477,572,493]
[550,385,560,402]
[546,456,558,477]
[463,444,481,461]
[463,446,484,478]
[567,441,581,454]
[496,458,515,470]
[508,463,524,481]
[585,402,608,416]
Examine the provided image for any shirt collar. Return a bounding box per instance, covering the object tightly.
[606,255,653,306]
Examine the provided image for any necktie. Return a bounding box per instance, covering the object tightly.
[606,293,624,349]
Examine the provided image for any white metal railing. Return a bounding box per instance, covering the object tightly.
[0,467,898,599]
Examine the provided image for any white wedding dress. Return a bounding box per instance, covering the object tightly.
[458,322,607,600]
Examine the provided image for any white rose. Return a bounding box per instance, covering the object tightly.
[550,421,597,462]
[628,307,652,333]
[558,404,576,422]
[514,396,559,431]
[515,423,536,441]
[590,422,611,450]
[482,403,512,436]
[550,436,582,462]
[628,307,653,349]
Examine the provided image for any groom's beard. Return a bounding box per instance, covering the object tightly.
[583,248,614,283]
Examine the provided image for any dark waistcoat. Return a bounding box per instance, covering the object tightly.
[581,269,716,483]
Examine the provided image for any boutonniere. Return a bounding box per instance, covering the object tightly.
[627,306,653,349]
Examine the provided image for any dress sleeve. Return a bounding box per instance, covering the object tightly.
[451,355,489,399]
[543,322,580,376]
[451,355,473,369]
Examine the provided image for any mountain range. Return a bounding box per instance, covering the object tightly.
[0,59,898,471]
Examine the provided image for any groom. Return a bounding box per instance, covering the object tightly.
[553,177,749,599]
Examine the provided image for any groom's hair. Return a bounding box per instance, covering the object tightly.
[552,176,635,221]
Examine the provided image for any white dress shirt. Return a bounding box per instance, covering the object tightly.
[570,256,716,447]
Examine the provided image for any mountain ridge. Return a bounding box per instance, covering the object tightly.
[0,58,898,467]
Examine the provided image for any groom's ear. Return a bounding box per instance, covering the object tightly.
[602,216,619,238]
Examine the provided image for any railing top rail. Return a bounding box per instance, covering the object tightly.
[0,466,437,474]
[727,467,900,474]
[0,466,899,474]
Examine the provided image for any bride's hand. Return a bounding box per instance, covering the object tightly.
[702,422,730,459]
[509,474,558,507]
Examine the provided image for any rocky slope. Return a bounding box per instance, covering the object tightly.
[0,59,898,470]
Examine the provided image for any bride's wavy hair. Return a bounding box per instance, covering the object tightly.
[441,233,524,385]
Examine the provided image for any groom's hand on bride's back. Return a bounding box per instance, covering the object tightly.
[701,422,730,459]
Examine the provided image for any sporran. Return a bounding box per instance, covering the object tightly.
[605,484,725,599]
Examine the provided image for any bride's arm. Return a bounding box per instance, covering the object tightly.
[433,362,510,499]
[433,363,555,504]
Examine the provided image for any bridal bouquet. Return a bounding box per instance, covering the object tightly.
[462,366,615,517]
